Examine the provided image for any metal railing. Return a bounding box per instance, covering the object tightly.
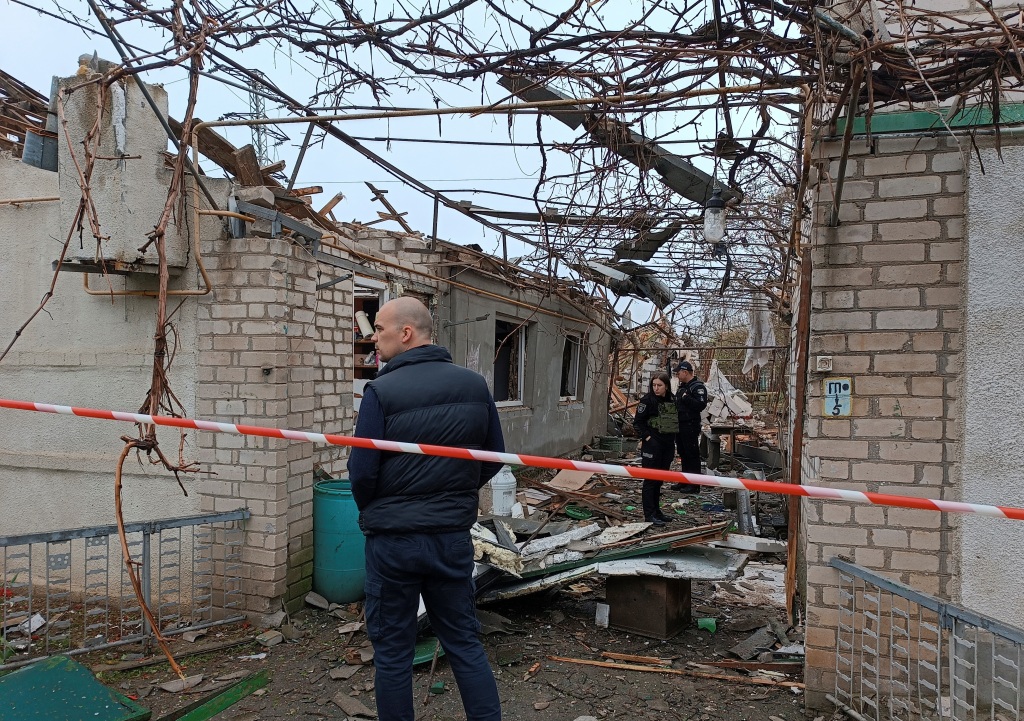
[1,509,249,669]
[830,557,1024,721]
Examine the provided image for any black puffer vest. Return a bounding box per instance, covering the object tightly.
[359,345,493,535]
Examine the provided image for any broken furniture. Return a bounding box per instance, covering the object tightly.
[606,576,692,639]
[601,546,748,639]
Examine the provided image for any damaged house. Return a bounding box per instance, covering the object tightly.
[8,0,1024,713]
[0,67,611,617]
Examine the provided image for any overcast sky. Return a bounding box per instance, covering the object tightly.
[2,0,787,330]
[2,0,604,255]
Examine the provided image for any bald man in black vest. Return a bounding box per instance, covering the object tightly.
[349,297,504,721]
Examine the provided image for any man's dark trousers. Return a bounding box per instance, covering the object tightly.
[675,421,703,492]
[364,530,501,721]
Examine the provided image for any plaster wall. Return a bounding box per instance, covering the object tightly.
[0,153,217,537]
[957,145,1024,626]
[56,76,191,272]
[439,270,610,458]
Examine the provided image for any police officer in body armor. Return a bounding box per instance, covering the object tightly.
[633,371,678,526]
[674,360,709,493]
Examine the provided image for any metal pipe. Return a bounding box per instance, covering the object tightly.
[826,693,872,721]
[430,196,439,252]
[0,196,59,206]
[0,616,245,672]
[141,529,152,640]
[190,81,803,133]
[198,209,255,222]
[783,85,817,621]
[442,313,490,328]
[287,122,316,192]
[828,64,864,228]
[620,345,786,352]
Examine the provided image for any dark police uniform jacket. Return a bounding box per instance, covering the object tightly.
[676,377,709,424]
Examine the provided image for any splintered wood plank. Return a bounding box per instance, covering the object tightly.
[260,159,286,175]
[319,192,345,216]
[170,117,241,176]
[547,656,805,688]
[232,144,263,186]
[169,117,284,188]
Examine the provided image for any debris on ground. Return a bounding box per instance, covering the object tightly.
[714,562,788,608]
[330,665,361,680]
[181,628,207,643]
[158,674,203,693]
[65,455,802,721]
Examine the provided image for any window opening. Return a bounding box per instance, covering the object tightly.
[494,319,524,405]
[560,334,582,400]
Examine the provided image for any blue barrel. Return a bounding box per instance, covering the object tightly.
[313,479,366,603]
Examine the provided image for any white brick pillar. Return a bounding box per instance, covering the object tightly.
[197,235,317,615]
[801,134,965,708]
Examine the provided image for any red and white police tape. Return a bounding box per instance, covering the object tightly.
[2,397,1023,521]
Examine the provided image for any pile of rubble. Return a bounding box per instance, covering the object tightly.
[466,466,788,623]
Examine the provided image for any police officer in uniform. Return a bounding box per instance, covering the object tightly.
[633,371,678,525]
[674,361,708,493]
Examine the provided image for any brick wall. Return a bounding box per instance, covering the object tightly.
[283,250,319,613]
[310,255,352,479]
[801,135,965,705]
[193,225,441,616]
[309,228,441,479]
[197,235,318,615]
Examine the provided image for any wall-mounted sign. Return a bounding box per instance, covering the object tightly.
[824,377,852,417]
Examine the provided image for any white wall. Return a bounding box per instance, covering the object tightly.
[0,144,209,538]
[958,144,1024,625]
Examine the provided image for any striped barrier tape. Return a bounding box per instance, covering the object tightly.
[1,397,1022,521]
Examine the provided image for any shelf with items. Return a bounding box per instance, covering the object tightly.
[353,294,380,380]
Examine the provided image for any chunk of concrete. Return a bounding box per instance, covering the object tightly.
[256,630,284,647]
[234,185,275,208]
[332,692,377,717]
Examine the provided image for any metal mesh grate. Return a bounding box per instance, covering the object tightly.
[831,558,1024,721]
[1,510,248,669]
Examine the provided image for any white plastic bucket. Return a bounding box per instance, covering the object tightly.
[488,466,517,516]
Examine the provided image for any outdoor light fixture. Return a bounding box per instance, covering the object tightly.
[703,187,726,243]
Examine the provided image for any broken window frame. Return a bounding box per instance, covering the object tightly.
[493,318,526,407]
[559,332,584,402]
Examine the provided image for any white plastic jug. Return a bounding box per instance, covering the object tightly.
[355,310,374,337]
[488,466,517,516]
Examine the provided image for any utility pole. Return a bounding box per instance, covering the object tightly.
[249,75,269,165]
